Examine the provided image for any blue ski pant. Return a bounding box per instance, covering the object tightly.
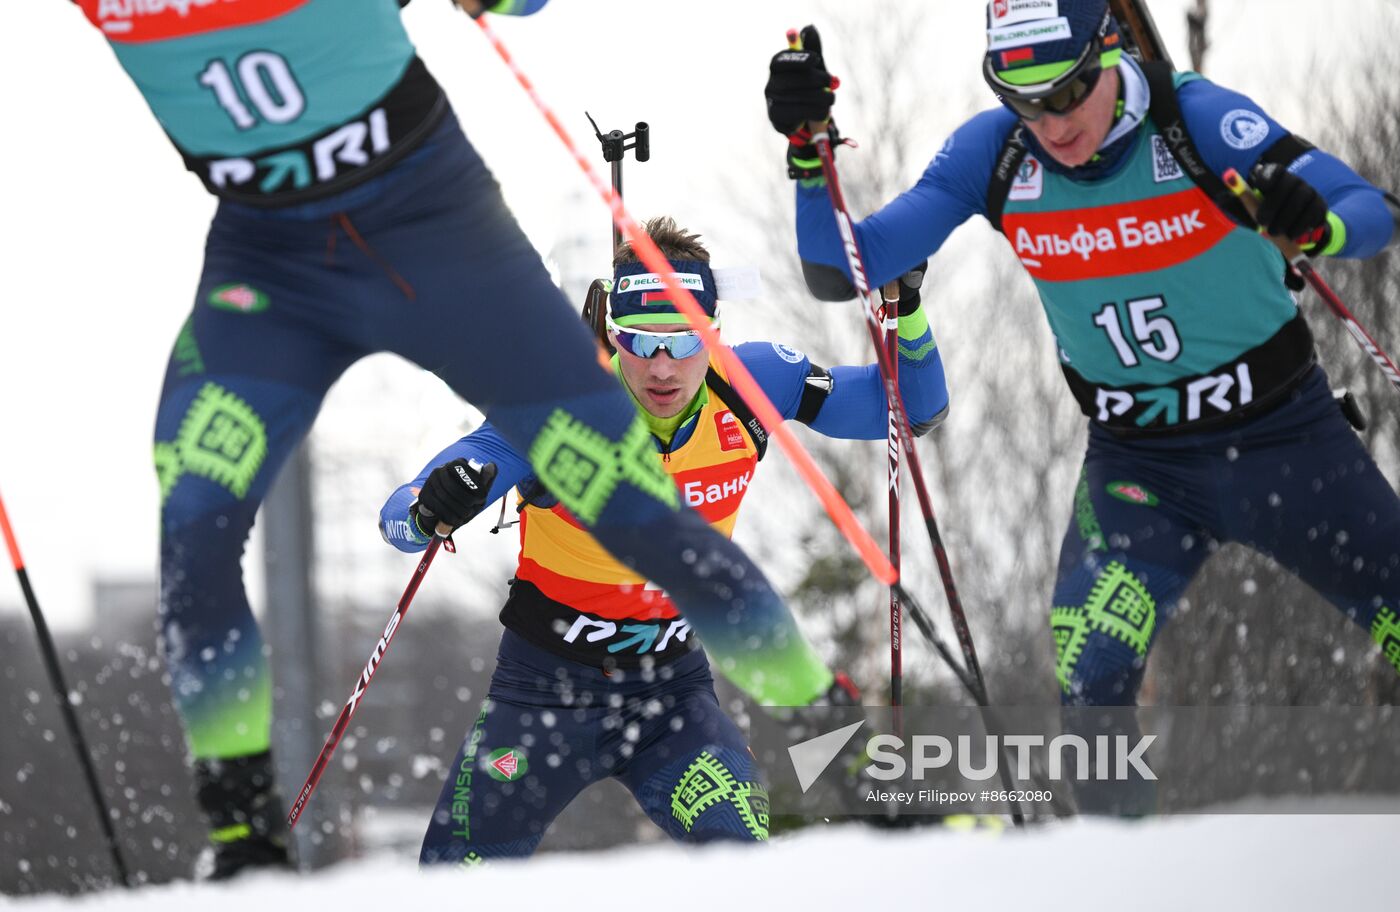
[153,110,824,764]
[1052,367,1400,705]
[420,631,768,865]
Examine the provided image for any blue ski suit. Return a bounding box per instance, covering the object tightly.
[71,0,833,774]
[794,55,1400,706]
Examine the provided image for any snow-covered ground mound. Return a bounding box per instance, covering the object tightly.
[15,813,1398,911]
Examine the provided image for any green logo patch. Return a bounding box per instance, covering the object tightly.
[527,409,678,526]
[1106,481,1159,506]
[1074,469,1105,551]
[174,383,268,499]
[486,747,528,782]
[153,442,181,507]
[1373,607,1400,675]
[173,317,205,377]
[208,283,269,314]
[671,751,768,840]
[1052,561,1158,694]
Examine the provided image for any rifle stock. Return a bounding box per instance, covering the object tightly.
[1109,0,1173,66]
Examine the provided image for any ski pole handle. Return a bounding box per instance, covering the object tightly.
[1225,168,1400,395]
[1223,168,1306,264]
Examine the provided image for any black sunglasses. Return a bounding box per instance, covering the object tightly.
[983,13,1110,122]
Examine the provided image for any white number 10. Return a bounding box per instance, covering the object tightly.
[198,52,305,130]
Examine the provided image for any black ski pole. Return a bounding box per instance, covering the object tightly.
[0,489,132,888]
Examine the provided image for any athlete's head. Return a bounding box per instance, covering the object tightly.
[608,217,716,419]
[983,0,1125,167]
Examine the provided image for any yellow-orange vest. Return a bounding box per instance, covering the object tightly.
[514,356,759,624]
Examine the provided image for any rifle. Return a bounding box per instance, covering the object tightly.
[1109,0,1172,64]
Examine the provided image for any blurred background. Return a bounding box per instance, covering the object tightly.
[3,0,1397,896]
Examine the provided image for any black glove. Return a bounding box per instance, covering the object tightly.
[1250,161,1332,253]
[765,25,837,137]
[413,458,498,537]
[896,260,929,317]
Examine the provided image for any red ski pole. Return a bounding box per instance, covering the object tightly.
[1225,168,1400,395]
[788,24,1023,825]
[880,280,903,717]
[786,28,991,705]
[287,534,452,828]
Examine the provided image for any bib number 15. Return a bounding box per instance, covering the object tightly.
[1092,296,1182,367]
[198,52,305,130]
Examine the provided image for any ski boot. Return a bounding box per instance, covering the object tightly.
[194,751,293,880]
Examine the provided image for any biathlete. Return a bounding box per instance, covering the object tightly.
[763,0,1399,711]
[379,217,948,863]
[68,0,838,875]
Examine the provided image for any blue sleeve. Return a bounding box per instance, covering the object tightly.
[1178,77,1394,258]
[732,317,950,442]
[732,341,811,422]
[795,107,1016,291]
[378,422,533,553]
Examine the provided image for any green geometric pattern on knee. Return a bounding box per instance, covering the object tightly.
[174,317,206,378]
[154,441,181,507]
[528,409,678,526]
[1051,561,1156,694]
[1074,468,1106,552]
[1372,606,1400,675]
[1050,605,1089,695]
[670,751,769,840]
[1084,561,1157,654]
[168,382,268,500]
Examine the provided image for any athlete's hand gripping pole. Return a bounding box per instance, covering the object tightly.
[1225,168,1400,396]
[287,533,454,828]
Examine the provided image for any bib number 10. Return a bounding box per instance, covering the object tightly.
[1092,296,1182,367]
[198,52,305,130]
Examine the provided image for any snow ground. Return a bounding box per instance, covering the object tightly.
[13,813,1397,911]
